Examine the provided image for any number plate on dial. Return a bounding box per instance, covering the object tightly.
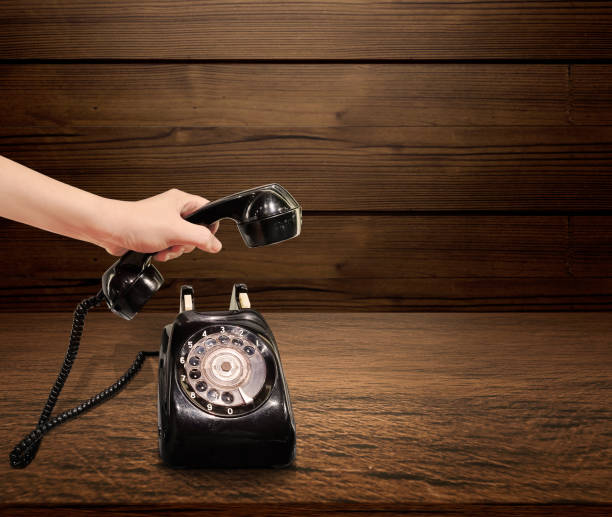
[177,324,276,417]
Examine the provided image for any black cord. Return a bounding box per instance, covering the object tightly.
[9,291,158,469]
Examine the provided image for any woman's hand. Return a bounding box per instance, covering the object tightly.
[0,155,221,262]
[102,189,222,262]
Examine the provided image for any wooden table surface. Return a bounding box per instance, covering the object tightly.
[0,311,611,515]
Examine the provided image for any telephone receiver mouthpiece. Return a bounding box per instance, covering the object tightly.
[101,184,302,320]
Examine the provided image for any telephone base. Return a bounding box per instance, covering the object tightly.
[157,286,296,468]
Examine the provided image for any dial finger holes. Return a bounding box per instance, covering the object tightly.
[178,324,274,417]
[196,381,207,392]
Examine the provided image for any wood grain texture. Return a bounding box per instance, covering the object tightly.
[0,64,571,127]
[6,277,612,313]
[0,215,570,279]
[1,505,612,517]
[3,125,612,211]
[1,1,612,59]
[0,312,610,508]
[6,214,612,312]
[571,215,612,277]
[1,3,612,321]
[0,214,578,311]
[573,65,612,125]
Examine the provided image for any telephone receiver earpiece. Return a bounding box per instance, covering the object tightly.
[101,184,302,320]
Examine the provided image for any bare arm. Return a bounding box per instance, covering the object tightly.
[0,155,221,262]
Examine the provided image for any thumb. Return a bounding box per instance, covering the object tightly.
[176,220,222,254]
[177,193,210,218]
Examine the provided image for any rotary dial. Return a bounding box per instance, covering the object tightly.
[177,324,275,417]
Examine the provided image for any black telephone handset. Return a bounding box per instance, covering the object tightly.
[10,184,301,469]
[102,183,302,320]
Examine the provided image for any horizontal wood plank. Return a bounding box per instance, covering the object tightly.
[4,277,612,313]
[1,313,610,506]
[0,214,570,280]
[1,505,611,517]
[3,126,612,211]
[572,65,612,125]
[0,64,570,127]
[0,213,584,312]
[3,215,612,312]
[571,215,612,277]
[1,1,612,59]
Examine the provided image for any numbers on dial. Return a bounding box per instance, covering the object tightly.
[176,324,275,418]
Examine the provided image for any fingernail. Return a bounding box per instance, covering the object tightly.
[164,251,181,262]
[212,238,222,252]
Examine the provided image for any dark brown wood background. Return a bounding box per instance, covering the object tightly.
[2,2,612,312]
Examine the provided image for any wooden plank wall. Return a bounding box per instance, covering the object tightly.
[1,2,612,312]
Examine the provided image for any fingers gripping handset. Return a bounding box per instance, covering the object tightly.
[101,184,302,320]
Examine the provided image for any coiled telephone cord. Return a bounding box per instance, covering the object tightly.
[9,291,158,469]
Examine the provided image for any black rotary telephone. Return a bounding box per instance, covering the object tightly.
[10,184,301,469]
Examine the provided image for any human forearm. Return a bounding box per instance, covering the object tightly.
[0,155,221,261]
[0,155,120,248]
